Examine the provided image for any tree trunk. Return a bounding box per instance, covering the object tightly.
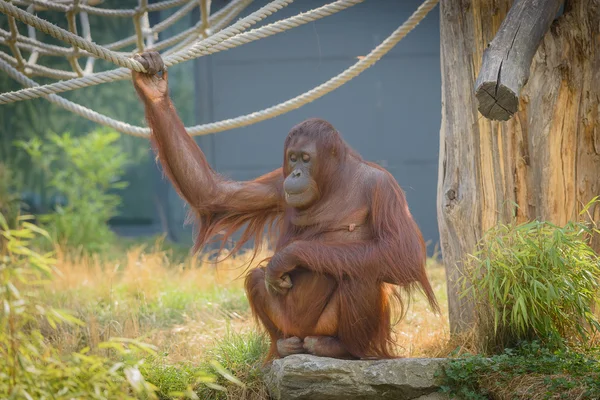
[438,0,600,334]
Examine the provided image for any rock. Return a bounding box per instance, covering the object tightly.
[264,354,449,400]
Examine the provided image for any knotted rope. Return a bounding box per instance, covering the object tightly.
[0,0,439,137]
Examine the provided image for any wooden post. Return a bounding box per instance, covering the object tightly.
[474,0,564,121]
[438,0,600,335]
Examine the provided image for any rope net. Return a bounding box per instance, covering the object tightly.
[0,0,439,137]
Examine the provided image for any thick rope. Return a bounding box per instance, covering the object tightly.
[161,0,252,57]
[0,28,73,56]
[0,49,78,79]
[167,0,365,66]
[0,0,242,57]
[0,0,439,138]
[0,0,249,79]
[0,0,365,104]
[0,57,149,136]
[105,0,201,51]
[0,0,294,100]
[0,0,147,71]
[12,0,191,17]
[187,0,439,135]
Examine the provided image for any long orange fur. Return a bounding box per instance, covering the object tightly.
[140,93,438,360]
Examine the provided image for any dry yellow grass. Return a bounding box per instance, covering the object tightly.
[394,257,450,357]
[42,240,452,363]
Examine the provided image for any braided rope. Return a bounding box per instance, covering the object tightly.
[0,28,75,55]
[24,4,40,75]
[12,0,191,17]
[133,0,148,51]
[105,0,200,51]
[0,49,78,79]
[167,0,365,65]
[0,57,149,136]
[146,0,190,13]
[65,0,85,77]
[0,0,292,99]
[163,0,270,56]
[0,0,243,57]
[186,0,439,135]
[0,0,148,71]
[78,1,95,74]
[12,0,71,13]
[0,0,367,104]
[0,0,439,138]
[161,0,252,57]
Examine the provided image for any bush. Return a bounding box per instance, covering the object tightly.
[0,163,23,229]
[141,329,269,400]
[461,203,600,353]
[196,330,269,400]
[0,213,159,399]
[440,342,600,400]
[0,214,252,399]
[17,129,129,253]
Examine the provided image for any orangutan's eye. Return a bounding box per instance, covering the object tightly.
[302,153,310,163]
[289,153,298,162]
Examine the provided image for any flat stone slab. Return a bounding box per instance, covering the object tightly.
[264,354,449,400]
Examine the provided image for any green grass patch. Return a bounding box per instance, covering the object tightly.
[440,342,600,400]
[199,329,270,400]
[141,329,270,400]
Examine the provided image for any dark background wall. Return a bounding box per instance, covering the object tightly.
[116,0,442,254]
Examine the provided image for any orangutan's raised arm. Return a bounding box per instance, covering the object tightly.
[132,52,283,215]
[145,98,282,212]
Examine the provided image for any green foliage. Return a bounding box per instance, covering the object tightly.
[137,330,267,400]
[17,128,129,253]
[139,360,207,400]
[196,330,270,400]
[0,213,259,399]
[461,204,600,353]
[0,213,160,399]
[140,357,228,400]
[0,163,23,229]
[440,342,600,400]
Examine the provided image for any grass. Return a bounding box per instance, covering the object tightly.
[139,330,270,399]
[440,342,600,400]
[33,237,449,398]
[20,231,600,400]
[394,256,450,357]
[437,212,600,400]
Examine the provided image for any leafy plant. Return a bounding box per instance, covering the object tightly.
[133,330,265,399]
[139,328,269,400]
[17,128,129,253]
[440,342,600,400]
[461,199,600,353]
[0,163,23,229]
[196,329,269,400]
[0,213,159,399]
[0,215,253,399]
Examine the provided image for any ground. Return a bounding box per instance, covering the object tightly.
[46,238,449,361]
[39,236,450,398]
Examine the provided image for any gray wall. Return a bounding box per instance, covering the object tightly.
[165,0,441,253]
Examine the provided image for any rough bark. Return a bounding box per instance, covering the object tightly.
[438,0,600,334]
[474,0,564,121]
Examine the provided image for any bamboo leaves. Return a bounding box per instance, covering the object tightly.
[462,200,600,353]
